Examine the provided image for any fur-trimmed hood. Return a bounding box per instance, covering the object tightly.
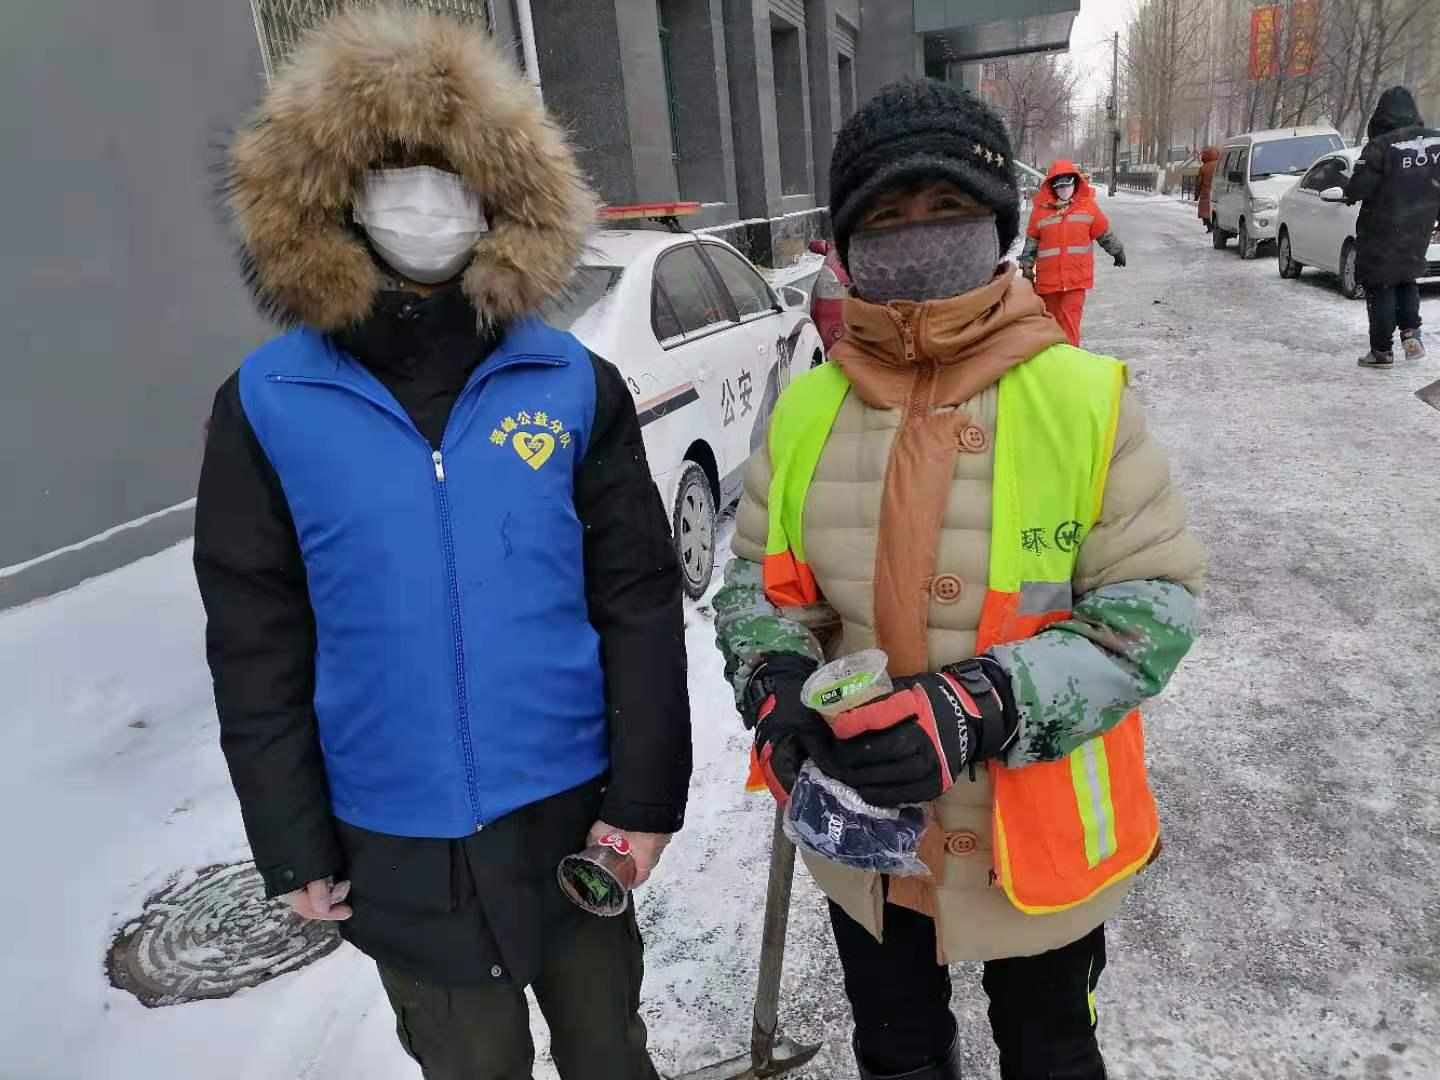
[225,5,598,331]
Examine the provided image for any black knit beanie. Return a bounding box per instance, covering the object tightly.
[829,79,1019,268]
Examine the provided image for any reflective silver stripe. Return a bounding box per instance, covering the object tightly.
[1019,581,1073,614]
[1081,740,1116,859]
[1037,248,1061,258]
[1068,213,1096,223]
[1038,215,1065,228]
[1067,244,1093,254]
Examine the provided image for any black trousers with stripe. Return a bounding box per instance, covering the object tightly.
[829,899,1107,1079]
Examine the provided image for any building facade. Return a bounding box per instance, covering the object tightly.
[507,0,865,268]
[1,0,1074,607]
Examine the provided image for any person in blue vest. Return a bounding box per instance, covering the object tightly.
[194,8,690,1078]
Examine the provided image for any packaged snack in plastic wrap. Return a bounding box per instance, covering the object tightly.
[801,649,892,719]
[783,762,929,876]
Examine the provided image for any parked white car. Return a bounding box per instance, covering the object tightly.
[1276,147,1440,298]
[545,224,824,598]
[1211,125,1345,259]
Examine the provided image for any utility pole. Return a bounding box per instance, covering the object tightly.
[1108,31,1120,196]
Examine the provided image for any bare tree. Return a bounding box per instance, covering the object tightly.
[1318,0,1440,141]
[1126,0,1440,150]
[1123,0,1212,163]
[986,54,1081,167]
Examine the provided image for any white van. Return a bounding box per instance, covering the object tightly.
[1211,125,1345,259]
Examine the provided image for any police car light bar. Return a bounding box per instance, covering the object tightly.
[599,202,703,232]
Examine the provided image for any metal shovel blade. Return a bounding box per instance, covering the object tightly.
[672,807,823,1080]
[1416,378,1440,411]
[671,1034,822,1080]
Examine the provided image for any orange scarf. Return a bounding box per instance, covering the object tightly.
[829,268,1065,676]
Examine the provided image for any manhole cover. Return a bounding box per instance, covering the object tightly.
[106,861,342,1007]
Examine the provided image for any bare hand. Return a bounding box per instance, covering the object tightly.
[283,877,353,921]
[588,821,672,886]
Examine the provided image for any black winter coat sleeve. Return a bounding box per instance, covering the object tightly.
[1344,139,1385,204]
[576,354,692,834]
[193,374,341,898]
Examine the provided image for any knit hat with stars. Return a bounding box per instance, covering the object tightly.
[829,79,1019,268]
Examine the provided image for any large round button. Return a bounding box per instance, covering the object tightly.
[959,425,989,452]
[931,574,964,604]
[945,831,979,856]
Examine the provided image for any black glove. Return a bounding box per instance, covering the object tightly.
[1113,250,1127,268]
[807,657,1018,807]
[741,653,831,803]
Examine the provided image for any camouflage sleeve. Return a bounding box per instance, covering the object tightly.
[713,557,826,707]
[1096,228,1125,259]
[988,579,1197,766]
[987,390,1203,767]
[1018,236,1039,269]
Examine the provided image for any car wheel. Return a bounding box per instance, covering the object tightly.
[1211,218,1228,249]
[1277,230,1303,279]
[1238,219,1259,260]
[1340,241,1365,300]
[671,460,717,600]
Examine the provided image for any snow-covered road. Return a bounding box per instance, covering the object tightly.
[3,194,1438,1079]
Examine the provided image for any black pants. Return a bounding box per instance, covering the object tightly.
[830,900,1107,1079]
[378,907,661,1080]
[1366,281,1421,354]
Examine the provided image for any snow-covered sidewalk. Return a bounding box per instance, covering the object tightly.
[4,194,1439,1079]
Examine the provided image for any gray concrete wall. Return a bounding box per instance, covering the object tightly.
[856,0,922,102]
[805,0,842,200]
[532,4,639,202]
[488,0,520,47]
[770,13,811,197]
[662,0,739,207]
[0,0,268,603]
[534,2,678,205]
[616,3,681,203]
[723,0,784,220]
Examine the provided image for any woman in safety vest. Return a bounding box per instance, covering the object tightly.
[1018,160,1127,347]
[714,81,1205,1080]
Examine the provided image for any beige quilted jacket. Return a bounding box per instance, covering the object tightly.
[718,273,1206,961]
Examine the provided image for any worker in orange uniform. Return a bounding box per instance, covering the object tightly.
[1018,160,1126,347]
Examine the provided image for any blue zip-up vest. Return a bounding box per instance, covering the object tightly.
[238,317,607,837]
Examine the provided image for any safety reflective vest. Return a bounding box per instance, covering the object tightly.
[760,346,1160,914]
[1027,197,1108,294]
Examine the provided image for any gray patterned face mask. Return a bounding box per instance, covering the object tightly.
[847,216,1000,304]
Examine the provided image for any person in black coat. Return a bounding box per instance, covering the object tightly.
[195,8,690,1078]
[1343,86,1440,368]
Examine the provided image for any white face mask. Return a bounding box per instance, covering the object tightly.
[1053,180,1077,201]
[353,167,489,285]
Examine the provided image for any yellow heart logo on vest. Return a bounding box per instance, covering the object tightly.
[512,431,555,470]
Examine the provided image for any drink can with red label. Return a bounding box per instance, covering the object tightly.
[557,832,637,916]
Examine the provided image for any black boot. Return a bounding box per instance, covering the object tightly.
[855,1033,962,1080]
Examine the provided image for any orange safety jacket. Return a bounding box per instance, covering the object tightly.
[1027,160,1110,295]
[755,348,1160,915]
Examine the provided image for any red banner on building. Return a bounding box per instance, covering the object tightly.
[1249,5,1282,80]
[1286,0,1320,77]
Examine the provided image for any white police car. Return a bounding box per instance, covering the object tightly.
[544,204,824,599]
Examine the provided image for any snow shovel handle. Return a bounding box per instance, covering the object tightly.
[751,804,797,1060]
